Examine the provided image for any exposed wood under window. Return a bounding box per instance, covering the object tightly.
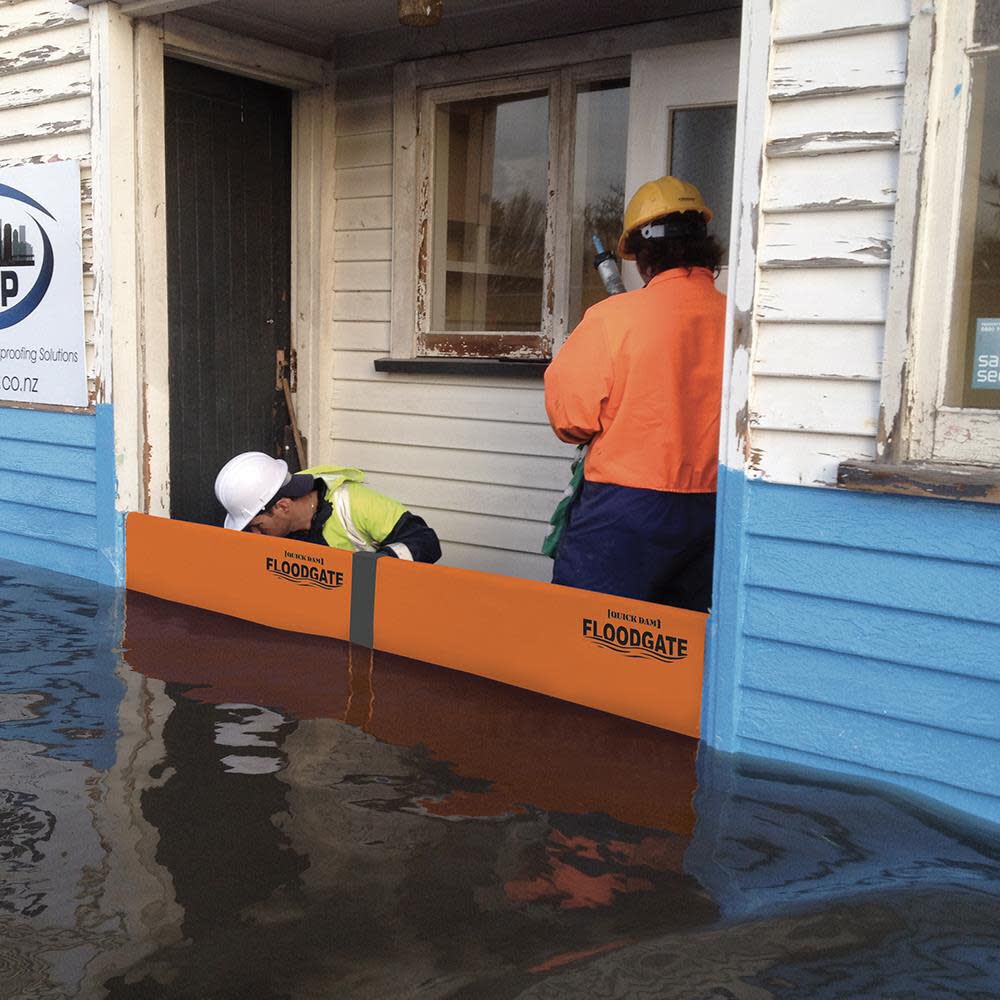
[838,459,1000,504]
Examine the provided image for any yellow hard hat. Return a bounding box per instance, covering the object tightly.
[617,176,713,260]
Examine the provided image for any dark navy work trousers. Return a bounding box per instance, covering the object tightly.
[551,479,716,612]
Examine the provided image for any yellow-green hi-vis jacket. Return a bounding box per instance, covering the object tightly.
[298,466,441,564]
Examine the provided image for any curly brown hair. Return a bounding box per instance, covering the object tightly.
[624,210,724,277]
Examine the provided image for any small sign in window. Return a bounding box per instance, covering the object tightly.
[972,318,1000,389]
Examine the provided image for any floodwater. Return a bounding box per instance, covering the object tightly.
[2,560,1000,1000]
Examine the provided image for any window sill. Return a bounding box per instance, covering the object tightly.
[837,460,1000,505]
[373,357,549,378]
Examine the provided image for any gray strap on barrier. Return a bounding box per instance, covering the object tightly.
[349,550,387,648]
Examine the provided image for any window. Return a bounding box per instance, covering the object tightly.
[570,80,630,327]
[392,58,630,361]
[430,86,549,347]
[669,104,736,271]
[954,48,1000,410]
[881,0,1000,468]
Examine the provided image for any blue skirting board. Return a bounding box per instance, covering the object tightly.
[709,465,1000,828]
[0,403,122,586]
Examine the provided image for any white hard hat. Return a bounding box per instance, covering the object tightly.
[214,452,290,531]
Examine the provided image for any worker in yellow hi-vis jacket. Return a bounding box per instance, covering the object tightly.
[214,452,441,563]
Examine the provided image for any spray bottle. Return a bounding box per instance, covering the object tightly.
[591,234,626,296]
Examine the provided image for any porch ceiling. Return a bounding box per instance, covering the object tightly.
[74,0,741,65]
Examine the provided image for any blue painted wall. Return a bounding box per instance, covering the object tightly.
[708,465,1000,827]
[0,404,123,586]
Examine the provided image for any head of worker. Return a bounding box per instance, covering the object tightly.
[214,451,317,536]
[617,175,723,284]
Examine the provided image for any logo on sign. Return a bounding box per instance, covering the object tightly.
[581,609,688,663]
[0,183,55,330]
[265,550,344,590]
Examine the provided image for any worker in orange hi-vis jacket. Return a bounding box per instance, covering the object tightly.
[543,175,726,612]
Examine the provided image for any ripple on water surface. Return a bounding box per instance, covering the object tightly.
[1,560,999,999]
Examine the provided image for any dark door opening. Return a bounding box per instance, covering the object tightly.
[164,58,293,526]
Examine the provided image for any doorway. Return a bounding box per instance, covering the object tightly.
[164,58,293,526]
[624,38,740,291]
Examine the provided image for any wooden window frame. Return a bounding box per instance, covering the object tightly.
[391,49,629,362]
[869,0,1000,475]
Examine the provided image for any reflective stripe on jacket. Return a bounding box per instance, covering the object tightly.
[543,267,726,493]
[299,465,407,552]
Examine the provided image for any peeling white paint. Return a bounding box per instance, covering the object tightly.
[748,1,910,486]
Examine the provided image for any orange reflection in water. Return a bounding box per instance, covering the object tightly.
[124,592,698,837]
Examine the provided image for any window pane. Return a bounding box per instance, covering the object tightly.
[570,79,629,327]
[432,91,548,334]
[670,105,737,263]
[958,52,1000,409]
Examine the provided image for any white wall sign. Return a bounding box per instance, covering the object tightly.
[972,318,1000,389]
[0,161,87,408]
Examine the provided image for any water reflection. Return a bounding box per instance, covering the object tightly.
[0,564,122,766]
[1,560,999,998]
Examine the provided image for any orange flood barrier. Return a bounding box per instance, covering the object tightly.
[373,558,706,737]
[125,513,707,737]
[125,513,353,641]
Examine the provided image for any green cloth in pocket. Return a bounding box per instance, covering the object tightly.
[542,445,586,559]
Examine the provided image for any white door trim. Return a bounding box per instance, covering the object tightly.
[121,13,334,515]
[623,38,741,290]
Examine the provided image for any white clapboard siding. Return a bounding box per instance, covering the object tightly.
[332,261,391,292]
[335,164,392,199]
[756,268,890,324]
[442,541,553,583]
[760,209,894,268]
[333,290,391,322]
[327,68,572,579]
[750,4,905,485]
[764,150,898,213]
[334,196,392,230]
[334,228,392,261]
[0,58,90,111]
[0,23,87,74]
[0,132,90,167]
[0,94,90,144]
[332,440,571,491]
[333,131,393,169]
[750,376,880,437]
[0,0,88,36]
[772,0,909,42]
[769,30,908,100]
[333,411,567,458]
[333,379,550,425]
[768,89,904,141]
[0,0,93,391]
[416,506,548,554]
[363,472,561,523]
[334,323,391,352]
[748,428,878,485]
[767,91,903,157]
[753,323,883,381]
[335,94,393,136]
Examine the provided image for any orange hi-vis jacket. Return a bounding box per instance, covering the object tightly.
[544,267,726,493]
